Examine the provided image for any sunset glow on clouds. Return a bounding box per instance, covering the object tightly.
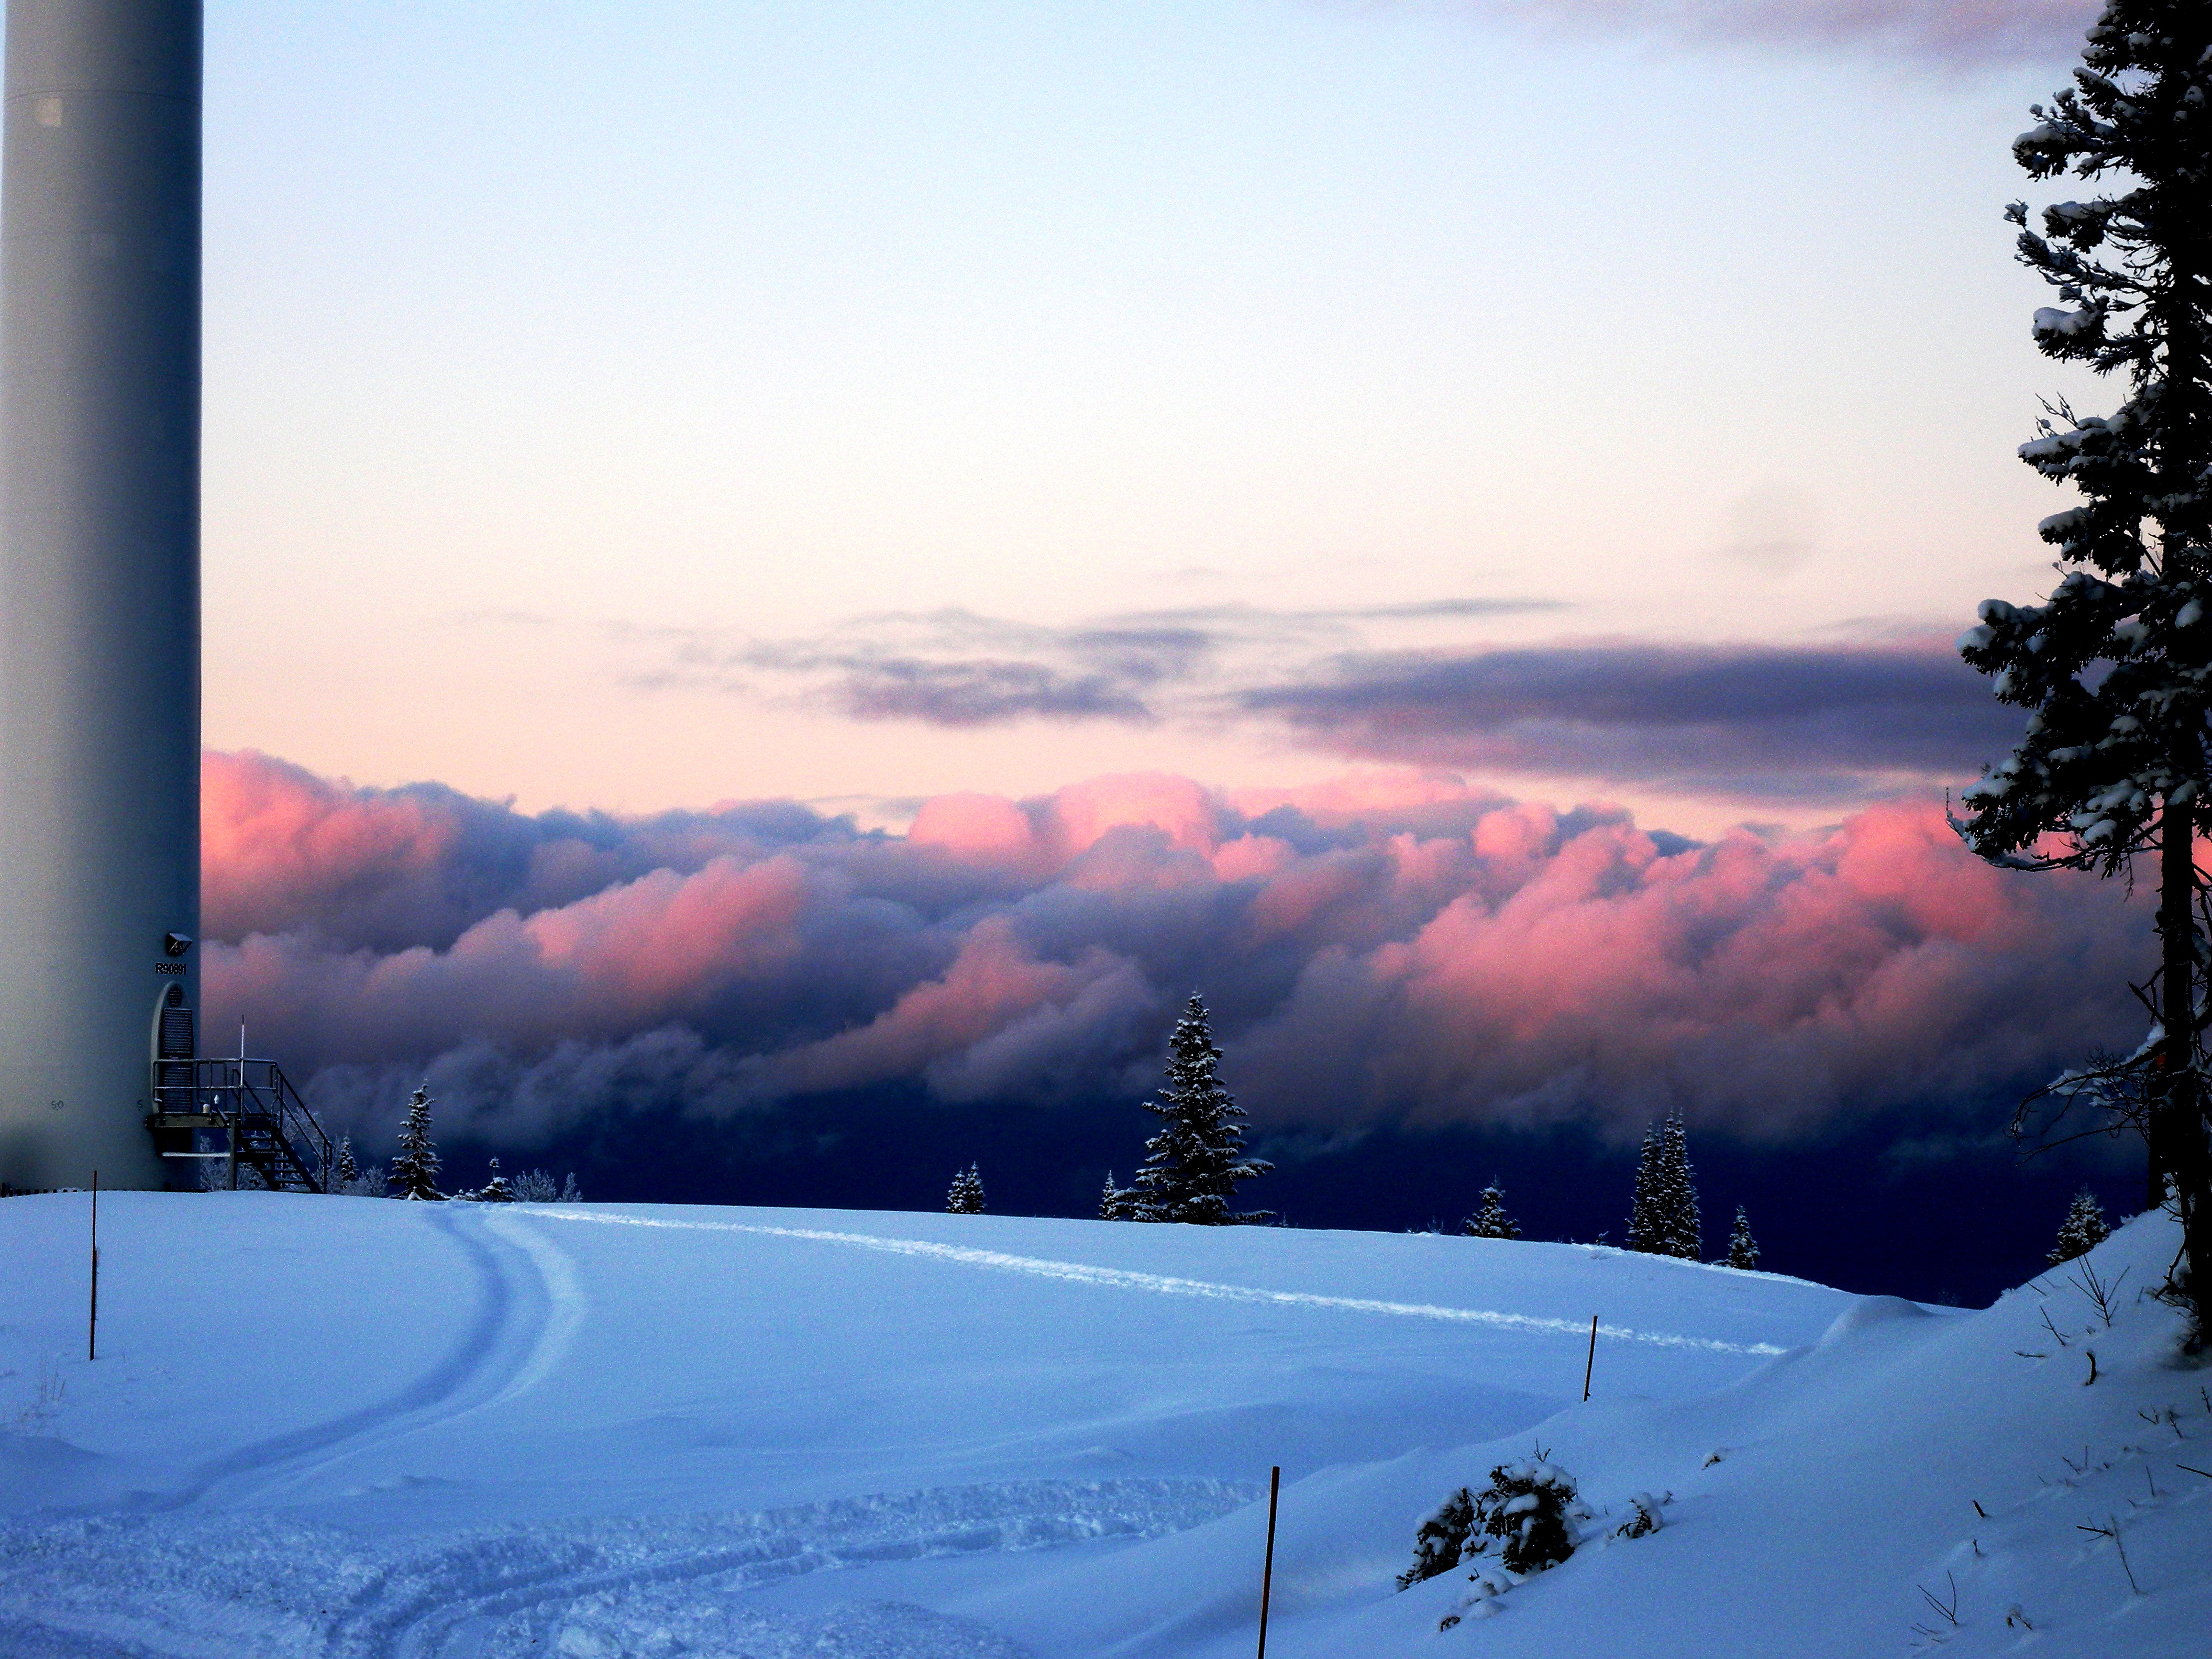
[203,751,2145,1154]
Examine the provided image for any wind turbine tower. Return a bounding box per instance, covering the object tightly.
[0,0,201,1192]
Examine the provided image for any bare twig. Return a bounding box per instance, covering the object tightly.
[2067,1262,2129,1329]
[2175,1462,2212,1480]
[1917,1572,1960,1627]
[2085,1347,2099,1386]
[2041,1309,2072,1348]
[1972,1498,1988,1518]
[2076,1517,2142,1594]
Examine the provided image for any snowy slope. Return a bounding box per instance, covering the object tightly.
[0,1193,2203,1657]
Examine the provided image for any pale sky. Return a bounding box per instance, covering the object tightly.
[197,0,2099,832]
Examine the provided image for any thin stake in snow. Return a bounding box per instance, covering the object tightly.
[1255,1464,1279,1659]
[1583,1313,1597,1401]
[87,1169,98,1362]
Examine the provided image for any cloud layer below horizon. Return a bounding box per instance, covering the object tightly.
[202,750,2146,1156]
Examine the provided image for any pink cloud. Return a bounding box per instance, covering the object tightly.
[199,751,2148,1149]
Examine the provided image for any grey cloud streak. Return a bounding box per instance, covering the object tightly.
[1466,0,2096,64]
[1246,639,2017,798]
[629,594,2011,803]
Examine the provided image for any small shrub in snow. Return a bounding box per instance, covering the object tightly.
[2048,1188,2109,1266]
[510,1168,583,1203]
[1396,1486,1478,1589]
[1613,1491,1666,1539]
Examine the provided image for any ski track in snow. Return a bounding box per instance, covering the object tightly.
[0,1480,1252,1659]
[527,1210,1788,1356]
[161,1208,574,1511]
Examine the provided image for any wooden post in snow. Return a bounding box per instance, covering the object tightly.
[1256,1465,1280,1658]
[87,1170,99,1362]
[1583,1314,1597,1400]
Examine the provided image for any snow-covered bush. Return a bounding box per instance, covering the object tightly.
[509,1168,583,1203]
[332,1160,385,1198]
[1474,1454,1585,1575]
[1613,1491,1665,1539]
[1405,1451,1587,1622]
[1396,1486,1479,1590]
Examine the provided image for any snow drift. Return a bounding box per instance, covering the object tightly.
[0,1192,2202,1655]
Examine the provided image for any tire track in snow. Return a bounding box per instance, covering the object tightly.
[526,1210,1787,1356]
[162,1208,575,1510]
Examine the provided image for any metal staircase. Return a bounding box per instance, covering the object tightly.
[147,1055,336,1193]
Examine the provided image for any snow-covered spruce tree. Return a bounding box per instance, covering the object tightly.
[475,1158,515,1203]
[1130,996,1272,1224]
[1462,1181,1521,1240]
[946,1163,986,1214]
[387,1086,444,1201]
[1653,1114,1702,1260]
[2049,1188,2113,1264]
[1726,1205,1761,1270]
[333,1135,359,1189]
[1396,1487,1480,1590]
[1625,1123,1663,1253]
[1953,2,2212,1328]
[1097,1169,1141,1221]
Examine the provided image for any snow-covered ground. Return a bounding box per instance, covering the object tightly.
[0,1193,2204,1657]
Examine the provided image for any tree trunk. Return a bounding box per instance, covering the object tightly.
[2158,790,2210,1333]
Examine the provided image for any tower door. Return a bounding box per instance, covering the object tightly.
[151,982,194,1110]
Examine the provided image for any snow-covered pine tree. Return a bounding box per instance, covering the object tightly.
[946,1163,986,1214]
[1130,995,1272,1224]
[2048,1188,2112,1265]
[1462,1181,1521,1241]
[1097,1170,1142,1221]
[559,1172,582,1203]
[476,1158,515,1203]
[1953,1,2211,1329]
[334,1135,359,1188]
[1726,1205,1760,1270]
[386,1086,444,1201]
[1652,1114,1702,1260]
[1625,1123,1663,1253]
